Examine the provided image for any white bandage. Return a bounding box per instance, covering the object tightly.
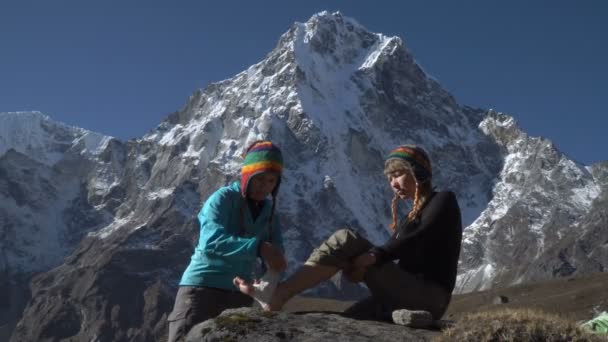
[252,270,280,308]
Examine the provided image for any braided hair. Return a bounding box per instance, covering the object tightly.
[385,158,432,231]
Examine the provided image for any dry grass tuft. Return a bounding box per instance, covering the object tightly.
[435,308,607,342]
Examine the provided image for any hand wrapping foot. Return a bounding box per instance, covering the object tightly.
[233,270,280,311]
[251,270,280,310]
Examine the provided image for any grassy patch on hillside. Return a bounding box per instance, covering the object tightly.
[436,308,607,341]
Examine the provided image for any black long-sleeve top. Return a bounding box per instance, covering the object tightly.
[370,191,463,293]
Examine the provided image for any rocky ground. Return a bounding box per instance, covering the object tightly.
[279,272,608,323]
[446,271,608,322]
[283,271,608,322]
[184,308,440,342]
[176,272,608,341]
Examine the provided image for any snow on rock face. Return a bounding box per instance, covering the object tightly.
[0,111,112,166]
[0,112,122,276]
[0,112,126,339]
[456,110,601,293]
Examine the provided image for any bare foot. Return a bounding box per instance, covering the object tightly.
[234,272,283,311]
[235,272,282,311]
[233,276,256,296]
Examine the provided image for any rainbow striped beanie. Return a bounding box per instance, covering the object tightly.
[241,141,283,197]
[386,145,432,183]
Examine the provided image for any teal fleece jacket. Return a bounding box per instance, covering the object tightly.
[179,181,284,290]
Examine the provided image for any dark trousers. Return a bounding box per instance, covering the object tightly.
[167,286,253,342]
[307,228,451,321]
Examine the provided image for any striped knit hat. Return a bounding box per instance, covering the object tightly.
[241,141,283,197]
[386,145,432,183]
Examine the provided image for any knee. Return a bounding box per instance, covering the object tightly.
[330,228,356,243]
[335,227,354,236]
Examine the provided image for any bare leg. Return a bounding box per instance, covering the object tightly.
[232,271,280,310]
[269,263,338,310]
[234,262,338,311]
[236,228,372,311]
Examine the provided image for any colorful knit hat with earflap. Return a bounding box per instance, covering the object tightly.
[385,145,432,183]
[241,141,284,197]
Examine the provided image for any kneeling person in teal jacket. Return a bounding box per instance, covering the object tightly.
[167,140,286,342]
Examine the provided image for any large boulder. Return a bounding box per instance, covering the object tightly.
[185,307,440,341]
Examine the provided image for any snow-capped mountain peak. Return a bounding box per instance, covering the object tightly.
[457,109,602,293]
[0,111,113,166]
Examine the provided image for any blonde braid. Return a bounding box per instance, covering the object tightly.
[407,181,421,222]
[389,194,399,231]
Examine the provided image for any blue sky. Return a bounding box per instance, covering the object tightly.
[1,1,606,164]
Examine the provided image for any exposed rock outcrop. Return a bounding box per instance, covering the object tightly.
[185,308,440,342]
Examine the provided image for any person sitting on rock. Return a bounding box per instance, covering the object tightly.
[167,140,287,342]
[234,144,462,322]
